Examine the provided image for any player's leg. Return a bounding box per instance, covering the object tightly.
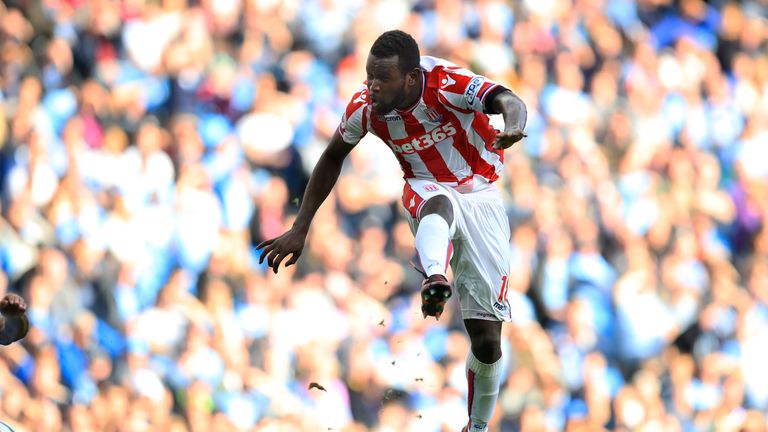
[452,189,512,432]
[403,180,458,319]
[415,195,454,276]
[416,195,456,319]
[463,318,503,432]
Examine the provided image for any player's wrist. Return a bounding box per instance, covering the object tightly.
[291,223,310,236]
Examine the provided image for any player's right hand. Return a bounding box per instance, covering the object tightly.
[256,229,307,274]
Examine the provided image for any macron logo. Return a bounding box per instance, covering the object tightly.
[381,114,402,122]
[440,75,456,88]
[353,92,367,104]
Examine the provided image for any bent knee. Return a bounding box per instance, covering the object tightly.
[420,195,454,225]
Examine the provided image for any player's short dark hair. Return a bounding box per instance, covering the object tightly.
[370,30,420,75]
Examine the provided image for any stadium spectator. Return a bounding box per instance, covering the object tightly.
[0,0,767,431]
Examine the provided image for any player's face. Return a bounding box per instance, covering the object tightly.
[366,54,418,115]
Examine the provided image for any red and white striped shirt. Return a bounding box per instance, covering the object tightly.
[338,56,504,190]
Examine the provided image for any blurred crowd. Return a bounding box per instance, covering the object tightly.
[1,0,767,430]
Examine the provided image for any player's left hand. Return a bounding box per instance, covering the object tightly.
[0,294,26,316]
[493,127,526,150]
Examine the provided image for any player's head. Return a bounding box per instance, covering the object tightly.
[367,30,421,115]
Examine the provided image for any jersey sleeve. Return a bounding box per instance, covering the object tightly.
[338,86,370,145]
[435,67,501,114]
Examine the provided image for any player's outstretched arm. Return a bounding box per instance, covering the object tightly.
[0,294,29,345]
[490,90,527,150]
[257,129,355,273]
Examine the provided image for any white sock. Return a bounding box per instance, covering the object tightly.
[465,351,503,431]
[414,213,454,277]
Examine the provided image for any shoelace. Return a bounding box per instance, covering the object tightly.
[409,260,428,279]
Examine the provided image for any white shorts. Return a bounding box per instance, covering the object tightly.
[403,177,513,322]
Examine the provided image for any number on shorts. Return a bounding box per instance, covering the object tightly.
[498,275,509,302]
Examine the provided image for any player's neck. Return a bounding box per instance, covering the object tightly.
[396,70,424,113]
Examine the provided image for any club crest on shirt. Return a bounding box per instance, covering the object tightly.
[423,107,443,123]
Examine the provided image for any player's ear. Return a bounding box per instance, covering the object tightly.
[406,69,419,86]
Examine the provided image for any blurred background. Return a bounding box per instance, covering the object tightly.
[0,0,767,430]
